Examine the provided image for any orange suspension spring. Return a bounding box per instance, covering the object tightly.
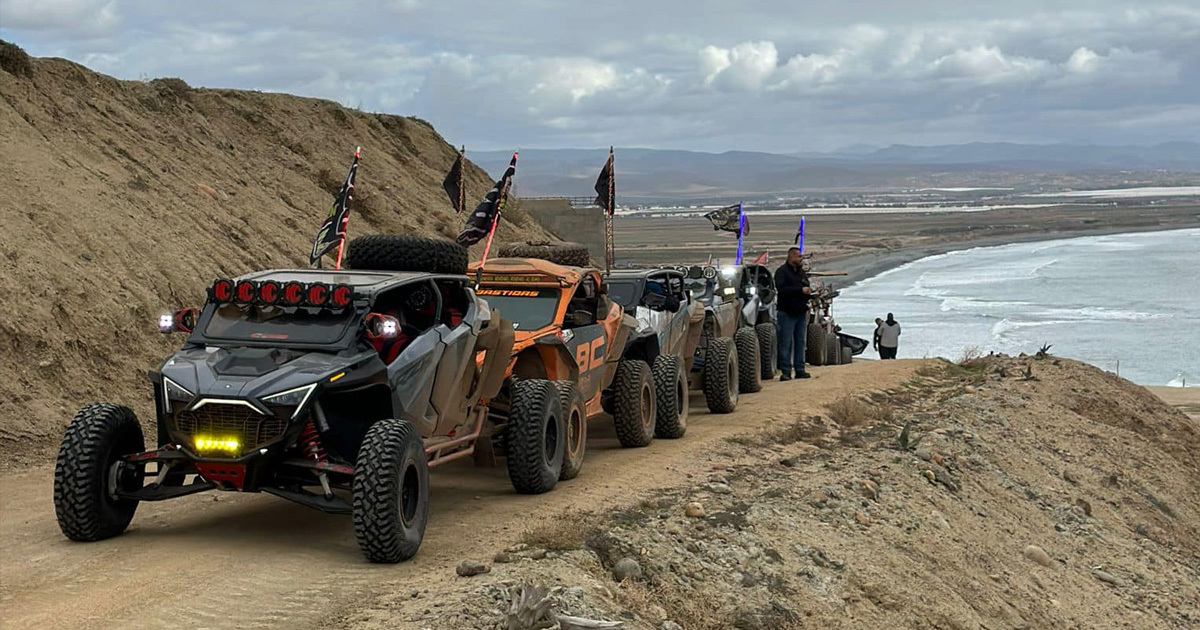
[298,420,327,462]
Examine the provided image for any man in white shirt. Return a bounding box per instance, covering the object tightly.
[878,312,901,359]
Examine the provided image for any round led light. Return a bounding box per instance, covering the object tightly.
[235,281,256,304]
[282,282,305,306]
[258,280,280,305]
[306,283,329,306]
[330,284,353,308]
[211,278,234,302]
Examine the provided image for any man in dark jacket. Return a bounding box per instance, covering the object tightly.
[774,247,812,380]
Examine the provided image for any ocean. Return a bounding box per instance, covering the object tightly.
[832,229,1200,387]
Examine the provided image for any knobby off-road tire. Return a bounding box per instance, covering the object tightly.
[825,331,841,367]
[612,360,656,448]
[497,241,591,267]
[840,343,853,365]
[353,418,430,564]
[756,323,778,381]
[703,337,739,414]
[506,379,565,493]
[54,404,146,542]
[806,321,827,367]
[653,355,688,439]
[345,235,468,275]
[555,381,587,481]
[735,327,762,394]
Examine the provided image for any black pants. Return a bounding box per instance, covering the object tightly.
[879,346,897,360]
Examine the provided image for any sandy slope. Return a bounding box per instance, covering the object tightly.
[0,361,918,629]
[0,54,553,468]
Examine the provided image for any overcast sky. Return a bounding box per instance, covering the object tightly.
[2,1,1198,152]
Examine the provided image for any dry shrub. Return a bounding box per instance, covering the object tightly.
[618,581,732,630]
[150,77,191,101]
[826,396,894,443]
[730,415,828,448]
[0,40,34,78]
[519,510,596,551]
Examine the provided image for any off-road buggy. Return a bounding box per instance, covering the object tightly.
[664,264,758,413]
[53,235,515,564]
[470,242,649,477]
[729,263,780,381]
[805,280,867,366]
[605,268,705,439]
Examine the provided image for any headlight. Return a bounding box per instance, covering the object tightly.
[720,266,737,279]
[261,383,317,418]
[162,377,193,413]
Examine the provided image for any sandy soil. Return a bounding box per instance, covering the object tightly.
[1150,386,1200,421]
[0,361,917,629]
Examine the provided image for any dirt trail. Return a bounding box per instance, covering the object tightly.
[0,361,917,629]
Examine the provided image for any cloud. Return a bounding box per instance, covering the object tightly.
[0,1,1197,151]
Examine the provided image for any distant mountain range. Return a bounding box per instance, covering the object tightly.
[470,142,1200,203]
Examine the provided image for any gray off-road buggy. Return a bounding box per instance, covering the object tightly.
[52,235,518,564]
[663,264,761,413]
[606,268,705,439]
[730,263,780,381]
[806,280,868,366]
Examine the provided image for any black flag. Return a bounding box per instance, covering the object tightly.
[704,204,746,235]
[457,151,517,247]
[443,148,465,213]
[310,147,359,266]
[594,149,614,216]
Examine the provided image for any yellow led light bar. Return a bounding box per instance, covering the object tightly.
[194,436,240,453]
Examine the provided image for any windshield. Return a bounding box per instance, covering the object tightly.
[202,303,356,345]
[607,280,640,308]
[476,287,561,330]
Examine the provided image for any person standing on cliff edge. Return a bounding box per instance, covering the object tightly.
[774,247,813,380]
[878,313,901,359]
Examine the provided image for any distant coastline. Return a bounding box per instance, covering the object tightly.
[827,224,1200,289]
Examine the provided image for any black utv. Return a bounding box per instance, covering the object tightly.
[52,236,515,564]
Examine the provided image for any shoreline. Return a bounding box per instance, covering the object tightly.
[824,224,1200,289]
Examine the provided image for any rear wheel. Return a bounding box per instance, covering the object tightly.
[353,419,430,564]
[806,322,827,366]
[506,379,565,494]
[735,327,762,393]
[555,381,587,481]
[756,323,778,380]
[825,331,840,366]
[703,337,739,414]
[653,355,688,439]
[54,404,145,542]
[612,360,656,447]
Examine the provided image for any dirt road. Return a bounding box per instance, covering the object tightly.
[0,360,920,630]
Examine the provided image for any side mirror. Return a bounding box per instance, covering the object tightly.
[158,307,199,334]
[365,313,401,340]
[571,311,594,327]
[643,293,667,310]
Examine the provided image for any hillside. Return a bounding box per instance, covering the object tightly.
[0,44,554,467]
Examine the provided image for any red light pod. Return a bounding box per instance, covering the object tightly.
[306,283,329,306]
[211,278,234,303]
[235,281,257,304]
[258,281,280,305]
[282,282,305,306]
[330,284,353,308]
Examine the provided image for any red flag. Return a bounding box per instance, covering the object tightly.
[752,251,769,265]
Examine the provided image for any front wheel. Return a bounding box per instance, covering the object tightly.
[653,355,688,439]
[54,404,146,542]
[353,419,430,563]
[735,328,762,393]
[703,337,739,414]
[612,360,656,448]
[756,323,778,380]
[824,331,841,366]
[506,379,565,493]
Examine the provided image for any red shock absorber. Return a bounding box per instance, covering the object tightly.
[298,420,327,462]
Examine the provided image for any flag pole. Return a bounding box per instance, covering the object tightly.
[333,145,361,270]
[735,202,745,264]
[605,146,615,273]
[477,150,517,276]
[796,216,806,252]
